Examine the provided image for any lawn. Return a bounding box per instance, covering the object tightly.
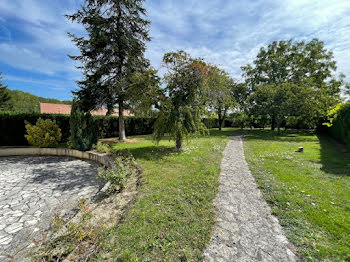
[94,129,238,261]
[243,130,350,261]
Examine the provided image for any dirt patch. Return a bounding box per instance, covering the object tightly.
[29,169,140,261]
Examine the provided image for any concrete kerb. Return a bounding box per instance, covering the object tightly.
[0,147,110,166]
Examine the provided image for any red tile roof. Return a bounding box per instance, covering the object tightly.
[40,102,133,116]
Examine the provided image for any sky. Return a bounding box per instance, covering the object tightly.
[0,0,349,100]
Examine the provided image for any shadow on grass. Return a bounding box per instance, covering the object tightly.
[207,128,240,138]
[243,129,316,143]
[109,129,239,161]
[115,145,179,161]
[244,129,350,177]
[318,134,350,176]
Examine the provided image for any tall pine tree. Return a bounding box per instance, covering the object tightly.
[0,73,12,111]
[67,0,151,141]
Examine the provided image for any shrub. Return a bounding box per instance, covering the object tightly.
[326,102,350,150]
[25,118,62,147]
[98,152,141,192]
[70,101,97,151]
[0,112,70,146]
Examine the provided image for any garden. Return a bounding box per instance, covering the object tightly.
[0,0,350,261]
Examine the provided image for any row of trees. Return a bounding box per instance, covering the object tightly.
[68,0,348,149]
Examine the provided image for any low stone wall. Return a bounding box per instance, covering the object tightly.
[0,147,111,167]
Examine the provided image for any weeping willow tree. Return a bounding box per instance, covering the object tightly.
[153,51,209,150]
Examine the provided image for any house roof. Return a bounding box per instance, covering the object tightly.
[39,102,133,116]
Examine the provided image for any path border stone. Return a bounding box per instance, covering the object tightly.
[0,147,110,167]
[203,134,297,262]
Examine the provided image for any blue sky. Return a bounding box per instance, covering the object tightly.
[0,0,349,100]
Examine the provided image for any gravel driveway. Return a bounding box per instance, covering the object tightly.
[0,156,104,261]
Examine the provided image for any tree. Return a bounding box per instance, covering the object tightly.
[127,68,162,116]
[206,67,236,130]
[242,39,342,130]
[153,51,208,150]
[343,81,350,100]
[249,82,318,134]
[70,100,97,151]
[67,0,151,141]
[0,73,12,110]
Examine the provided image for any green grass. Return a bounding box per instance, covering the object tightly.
[95,129,238,261]
[243,130,350,261]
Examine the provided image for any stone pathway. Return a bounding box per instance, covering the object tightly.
[0,156,104,261]
[203,135,297,262]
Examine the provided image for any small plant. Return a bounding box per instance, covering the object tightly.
[33,199,99,261]
[98,151,140,192]
[95,141,112,153]
[25,118,62,147]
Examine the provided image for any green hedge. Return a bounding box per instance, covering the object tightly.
[328,102,350,150]
[94,116,157,138]
[0,112,71,146]
[0,113,236,146]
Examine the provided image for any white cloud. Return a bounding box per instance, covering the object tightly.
[145,0,350,80]
[0,43,78,75]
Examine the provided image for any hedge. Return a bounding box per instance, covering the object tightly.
[0,113,71,146]
[0,113,235,146]
[0,113,157,146]
[328,102,350,150]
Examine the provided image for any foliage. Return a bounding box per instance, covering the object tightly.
[344,82,350,98]
[25,118,62,147]
[244,130,350,261]
[0,112,232,146]
[98,151,140,192]
[67,0,153,141]
[242,39,343,130]
[206,66,237,130]
[5,89,71,113]
[154,51,209,149]
[93,129,236,261]
[248,82,319,134]
[127,68,162,117]
[0,112,70,146]
[326,102,350,150]
[323,103,344,128]
[32,199,102,261]
[70,100,97,151]
[0,72,12,111]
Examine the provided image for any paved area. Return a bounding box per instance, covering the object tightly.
[0,156,104,261]
[203,135,297,262]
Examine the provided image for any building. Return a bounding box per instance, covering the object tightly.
[39,102,133,116]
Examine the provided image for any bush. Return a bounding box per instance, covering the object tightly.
[327,102,350,150]
[0,112,70,146]
[25,118,62,147]
[70,102,97,151]
[98,151,141,192]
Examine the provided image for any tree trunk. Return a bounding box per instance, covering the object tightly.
[106,102,114,115]
[217,105,222,131]
[175,132,182,150]
[277,122,281,135]
[222,105,228,129]
[118,99,126,141]
[271,115,276,130]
